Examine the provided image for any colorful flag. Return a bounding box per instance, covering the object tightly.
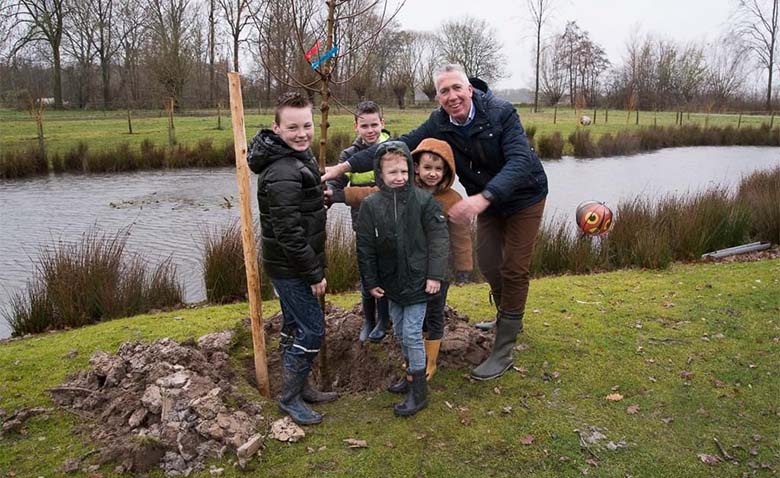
[310,46,338,69]
[304,40,321,61]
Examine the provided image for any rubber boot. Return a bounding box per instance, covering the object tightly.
[387,360,409,394]
[424,339,441,381]
[367,297,389,343]
[474,290,501,331]
[278,354,322,425]
[470,312,524,381]
[393,369,428,417]
[301,379,339,403]
[359,293,377,342]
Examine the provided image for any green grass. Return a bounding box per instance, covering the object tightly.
[2,260,779,477]
[2,106,773,158]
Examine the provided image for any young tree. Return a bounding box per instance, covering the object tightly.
[146,0,198,104]
[734,0,779,110]
[438,15,505,83]
[706,33,748,105]
[63,0,98,108]
[218,0,257,73]
[526,0,555,112]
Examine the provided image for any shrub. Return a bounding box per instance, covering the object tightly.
[0,148,48,179]
[525,125,537,143]
[536,132,564,159]
[140,139,165,169]
[62,142,88,173]
[568,129,599,158]
[4,227,183,336]
[737,166,780,244]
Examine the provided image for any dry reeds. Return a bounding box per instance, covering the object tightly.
[536,132,564,159]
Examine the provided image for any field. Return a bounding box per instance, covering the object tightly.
[1,259,779,477]
[1,105,774,157]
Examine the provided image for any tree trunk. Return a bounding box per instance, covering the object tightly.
[53,47,63,108]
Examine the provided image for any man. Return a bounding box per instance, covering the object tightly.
[322,64,548,381]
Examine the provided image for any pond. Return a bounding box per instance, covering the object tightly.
[1,146,778,338]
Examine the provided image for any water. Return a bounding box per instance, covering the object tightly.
[1,146,778,338]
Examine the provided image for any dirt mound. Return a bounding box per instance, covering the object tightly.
[258,303,492,395]
[50,333,265,476]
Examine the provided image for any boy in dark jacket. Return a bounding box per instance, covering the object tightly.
[356,141,449,416]
[326,100,391,343]
[247,92,336,426]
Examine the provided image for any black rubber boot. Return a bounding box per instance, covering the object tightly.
[474,290,501,331]
[470,312,524,381]
[393,369,428,417]
[368,299,390,343]
[301,379,339,404]
[278,354,322,425]
[387,375,409,394]
[359,294,376,343]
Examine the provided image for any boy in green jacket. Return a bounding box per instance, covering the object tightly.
[356,141,449,416]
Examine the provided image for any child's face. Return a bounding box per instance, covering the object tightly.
[355,112,384,145]
[380,155,409,189]
[272,106,314,152]
[415,153,446,189]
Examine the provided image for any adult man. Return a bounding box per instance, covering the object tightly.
[322,64,548,381]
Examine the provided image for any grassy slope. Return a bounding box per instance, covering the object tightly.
[1,260,779,477]
[1,106,773,156]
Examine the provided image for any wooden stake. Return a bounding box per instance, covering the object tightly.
[553,106,557,124]
[217,102,223,130]
[227,71,270,399]
[127,108,133,135]
[166,97,176,146]
[737,113,742,129]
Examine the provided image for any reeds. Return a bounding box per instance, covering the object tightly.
[5,227,183,336]
[0,147,48,179]
[536,132,564,159]
[324,220,359,293]
[737,166,780,245]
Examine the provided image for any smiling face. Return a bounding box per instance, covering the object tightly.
[435,70,473,123]
[272,106,314,152]
[355,112,384,145]
[379,154,409,189]
[415,153,446,191]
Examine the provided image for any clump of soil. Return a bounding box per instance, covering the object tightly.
[258,303,493,396]
[50,332,264,476]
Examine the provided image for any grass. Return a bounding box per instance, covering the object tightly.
[1,259,778,477]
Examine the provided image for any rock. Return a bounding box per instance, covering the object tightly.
[271,417,305,443]
[90,351,126,387]
[156,371,191,389]
[128,408,148,429]
[189,388,222,420]
[236,433,264,459]
[197,331,234,353]
[141,385,162,414]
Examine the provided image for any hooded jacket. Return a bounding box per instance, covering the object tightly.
[356,141,450,305]
[346,82,548,217]
[411,138,473,274]
[247,129,326,284]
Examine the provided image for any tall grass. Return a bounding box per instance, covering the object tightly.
[737,166,780,244]
[324,220,359,293]
[536,132,564,159]
[0,147,48,179]
[5,228,183,336]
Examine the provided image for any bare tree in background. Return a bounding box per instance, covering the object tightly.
[527,0,555,112]
[414,31,441,101]
[116,0,147,105]
[147,0,197,104]
[706,33,748,105]
[438,16,505,83]
[733,0,779,110]
[87,0,119,108]
[386,30,419,109]
[539,37,566,105]
[6,0,67,107]
[64,0,97,108]
[218,0,257,73]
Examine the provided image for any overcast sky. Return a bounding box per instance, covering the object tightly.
[396,0,735,90]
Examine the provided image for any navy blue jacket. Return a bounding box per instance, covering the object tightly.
[346,89,548,217]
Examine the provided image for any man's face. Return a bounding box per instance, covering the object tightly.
[272,106,314,152]
[380,155,409,189]
[355,112,384,145]
[435,71,473,123]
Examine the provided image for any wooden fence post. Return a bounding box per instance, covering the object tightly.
[166,97,176,146]
[227,71,271,399]
[553,106,557,124]
[737,113,742,129]
[127,108,133,135]
[217,102,223,130]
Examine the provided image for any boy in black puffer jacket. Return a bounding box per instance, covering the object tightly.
[356,141,449,417]
[247,92,337,426]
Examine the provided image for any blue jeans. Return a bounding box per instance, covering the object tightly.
[389,300,427,371]
[271,277,324,373]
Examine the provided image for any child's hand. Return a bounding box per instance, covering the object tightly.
[425,279,441,294]
[311,278,327,297]
[324,188,345,207]
[369,287,385,298]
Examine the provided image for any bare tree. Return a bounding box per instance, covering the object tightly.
[116,0,147,105]
[218,0,256,73]
[7,0,68,107]
[63,0,97,108]
[146,0,197,104]
[539,38,566,105]
[706,33,748,105]
[413,31,441,101]
[438,16,505,83]
[526,0,555,112]
[386,30,418,109]
[86,0,119,108]
[734,0,779,110]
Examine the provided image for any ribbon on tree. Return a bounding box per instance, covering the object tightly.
[304,40,321,61]
[310,46,339,69]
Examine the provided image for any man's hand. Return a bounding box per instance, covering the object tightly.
[425,279,441,294]
[369,287,385,298]
[449,193,491,225]
[321,162,351,183]
[311,278,327,297]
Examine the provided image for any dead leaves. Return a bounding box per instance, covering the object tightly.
[697,453,722,465]
[605,393,623,402]
[626,405,640,415]
[343,438,368,449]
[519,434,535,445]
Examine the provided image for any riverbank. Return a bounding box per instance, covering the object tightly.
[1,259,778,477]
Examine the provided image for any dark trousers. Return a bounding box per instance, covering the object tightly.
[272,277,324,372]
[422,280,450,340]
[476,199,545,315]
[361,280,389,323]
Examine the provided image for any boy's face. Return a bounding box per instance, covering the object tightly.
[272,106,314,152]
[380,155,408,189]
[355,112,384,145]
[415,153,446,189]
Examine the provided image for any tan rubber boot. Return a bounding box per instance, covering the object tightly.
[424,339,441,381]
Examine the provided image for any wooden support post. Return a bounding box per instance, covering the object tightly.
[227,71,271,399]
[217,102,223,130]
[553,106,557,124]
[127,108,133,135]
[593,107,597,124]
[605,108,608,123]
[770,113,775,129]
[737,113,742,129]
[31,100,46,162]
[166,97,176,146]
[635,109,639,125]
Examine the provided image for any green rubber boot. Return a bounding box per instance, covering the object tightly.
[470,313,523,381]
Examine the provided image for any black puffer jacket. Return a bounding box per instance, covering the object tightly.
[247,130,326,284]
[356,141,449,305]
[347,84,548,218]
